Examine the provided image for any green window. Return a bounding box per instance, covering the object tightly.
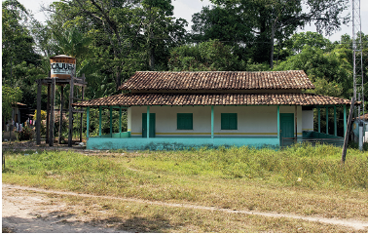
[177,113,193,130]
[221,113,237,130]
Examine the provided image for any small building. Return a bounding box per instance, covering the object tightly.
[73,71,352,150]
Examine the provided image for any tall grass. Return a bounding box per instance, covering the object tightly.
[132,143,368,189]
[3,143,367,191]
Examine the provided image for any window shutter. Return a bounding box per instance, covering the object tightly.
[177,113,193,130]
[221,113,237,130]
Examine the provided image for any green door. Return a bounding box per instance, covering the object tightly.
[142,113,155,137]
[280,113,294,139]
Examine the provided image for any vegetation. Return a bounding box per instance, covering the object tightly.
[44,193,365,232]
[3,144,368,223]
[2,0,367,114]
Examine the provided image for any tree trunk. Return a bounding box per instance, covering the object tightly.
[148,5,155,71]
[269,17,279,69]
[269,25,275,69]
[116,71,121,90]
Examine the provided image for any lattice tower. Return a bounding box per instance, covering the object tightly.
[352,0,364,120]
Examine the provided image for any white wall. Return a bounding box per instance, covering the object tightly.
[302,110,314,132]
[129,105,305,137]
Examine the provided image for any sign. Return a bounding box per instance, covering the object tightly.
[50,63,75,75]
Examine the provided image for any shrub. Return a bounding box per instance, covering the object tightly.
[18,126,34,141]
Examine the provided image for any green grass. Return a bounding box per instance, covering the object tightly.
[3,144,368,221]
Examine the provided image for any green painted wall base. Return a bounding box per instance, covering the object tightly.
[87,137,280,150]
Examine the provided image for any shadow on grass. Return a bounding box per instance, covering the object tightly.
[103,215,172,233]
[2,209,173,233]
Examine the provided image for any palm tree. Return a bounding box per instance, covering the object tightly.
[54,27,92,59]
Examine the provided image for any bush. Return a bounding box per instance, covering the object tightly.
[18,126,34,141]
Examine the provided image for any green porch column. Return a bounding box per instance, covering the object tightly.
[119,106,122,138]
[86,107,90,138]
[110,106,113,137]
[211,106,214,139]
[326,107,328,134]
[334,106,337,136]
[147,106,150,139]
[99,106,102,136]
[344,105,347,137]
[318,107,321,133]
[277,106,280,146]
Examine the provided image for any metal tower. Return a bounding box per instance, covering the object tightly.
[352,0,364,119]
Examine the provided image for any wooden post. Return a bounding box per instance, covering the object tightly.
[110,106,113,137]
[36,80,42,145]
[58,85,64,144]
[334,106,337,136]
[49,78,55,146]
[68,77,74,147]
[211,106,214,139]
[99,106,102,136]
[344,105,347,137]
[119,106,122,138]
[277,106,280,146]
[295,105,297,143]
[326,107,329,134]
[342,98,355,163]
[46,84,50,143]
[80,74,85,142]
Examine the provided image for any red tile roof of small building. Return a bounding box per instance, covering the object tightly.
[73,93,351,107]
[118,71,315,91]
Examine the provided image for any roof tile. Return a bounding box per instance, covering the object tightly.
[73,93,351,107]
[118,71,315,91]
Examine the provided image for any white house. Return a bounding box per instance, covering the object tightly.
[73,70,351,150]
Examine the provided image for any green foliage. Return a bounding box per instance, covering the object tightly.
[201,0,349,67]
[274,45,352,98]
[2,85,22,122]
[284,32,333,55]
[2,0,47,109]
[18,126,34,141]
[168,40,240,71]
[53,27,92,59]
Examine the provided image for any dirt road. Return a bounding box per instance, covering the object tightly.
[2,185,128,233]
[3,184,368,233]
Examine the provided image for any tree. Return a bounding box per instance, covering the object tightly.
[2,0,47,109]
[168,39,241,71]
[2,86,22,123]
[283,31,333,55]
[203,0,349,68]
[47,0,188,91]
[274,45,352,98]
[191,5,253,62]
[53,27,92,59]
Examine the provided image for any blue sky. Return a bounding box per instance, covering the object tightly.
[18,0,368,42]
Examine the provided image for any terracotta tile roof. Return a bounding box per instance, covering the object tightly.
[73,93,351,107]
[118,71,315,91]
[355,113,368,120]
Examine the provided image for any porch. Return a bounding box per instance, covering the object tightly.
[84,105,347,150]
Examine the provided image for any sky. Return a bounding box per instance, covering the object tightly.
[17,0,368,43]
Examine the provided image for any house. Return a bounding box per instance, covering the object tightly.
[73,70,353,150]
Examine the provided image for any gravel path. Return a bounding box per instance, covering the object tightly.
[3,184,368,231]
